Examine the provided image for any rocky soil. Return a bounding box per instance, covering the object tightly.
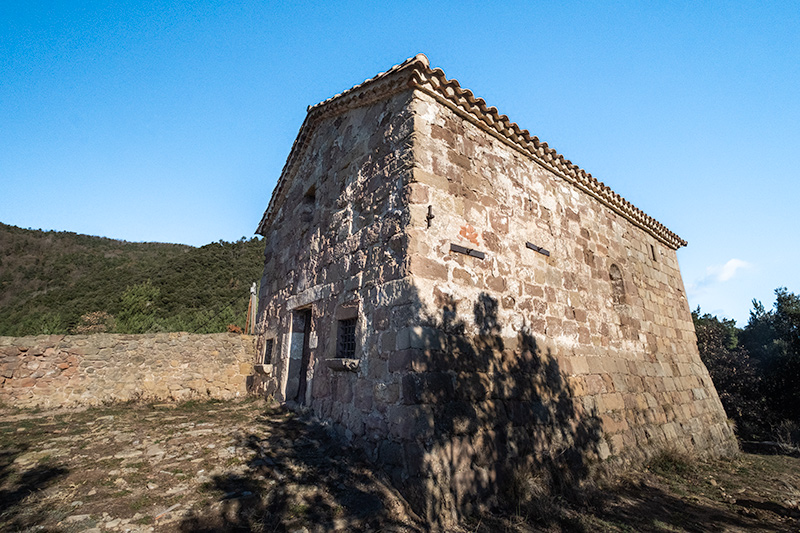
[1,397,799,532]
[0,398,422,532]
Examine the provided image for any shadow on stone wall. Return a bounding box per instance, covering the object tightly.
[398,291,604,526]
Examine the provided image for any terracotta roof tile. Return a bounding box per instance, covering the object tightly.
[257,54,687,250]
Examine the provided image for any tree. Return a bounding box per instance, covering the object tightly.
[117,280,161,333]
[741,288,800,422]
[692,308,766,440]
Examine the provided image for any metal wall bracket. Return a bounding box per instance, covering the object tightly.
[526,242,551,257]
[426,205,435,228]
[450,243,486,259]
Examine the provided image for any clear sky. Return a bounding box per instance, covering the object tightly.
[2,1,798,326]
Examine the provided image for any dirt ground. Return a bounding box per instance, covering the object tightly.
[1,398,798,532]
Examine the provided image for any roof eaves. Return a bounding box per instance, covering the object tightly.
[408,64,687,250]
[257,54,687,250]
[255,54,428,235]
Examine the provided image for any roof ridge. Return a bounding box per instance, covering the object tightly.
[409,60,686,249]
[307,54,429,113]
[257,55,687,250]
[256,55,423,235]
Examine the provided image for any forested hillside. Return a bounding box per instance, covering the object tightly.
[0,223,264,335]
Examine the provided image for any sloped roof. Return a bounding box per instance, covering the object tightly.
[257,54,687,250]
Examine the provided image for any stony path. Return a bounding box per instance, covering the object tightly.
[0,398,423,532]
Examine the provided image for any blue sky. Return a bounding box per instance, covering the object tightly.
[1,1,798,325]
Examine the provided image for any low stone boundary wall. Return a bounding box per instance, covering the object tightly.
[0,333,256,408]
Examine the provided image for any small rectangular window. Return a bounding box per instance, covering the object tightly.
[301,185,316,224]
[263,338,274,364]
[337,318,357,359]
[304,184,316,203]
[650,244,657,262]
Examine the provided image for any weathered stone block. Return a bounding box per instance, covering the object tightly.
[457,372,493,401]
[395,326,445,352]
[412,168,449,190]
[402,372,454,405]
[373,381,399,406]
[379,440,405,466]
[389,349,420,372]
[388,404,434,440]
[409,255,448,281]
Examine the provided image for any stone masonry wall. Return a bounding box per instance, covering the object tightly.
[0,333,256,408]
[378,90,737,521]
[254,89,418,445]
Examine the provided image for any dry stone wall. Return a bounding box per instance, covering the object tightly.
[0,333,256,408]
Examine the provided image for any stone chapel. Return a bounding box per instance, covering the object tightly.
[252,54,736,523]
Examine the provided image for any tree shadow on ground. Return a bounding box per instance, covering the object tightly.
[469,475,799,532]
[586,478,799,532]
[179,407,423,532]
[0,445,69,529]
